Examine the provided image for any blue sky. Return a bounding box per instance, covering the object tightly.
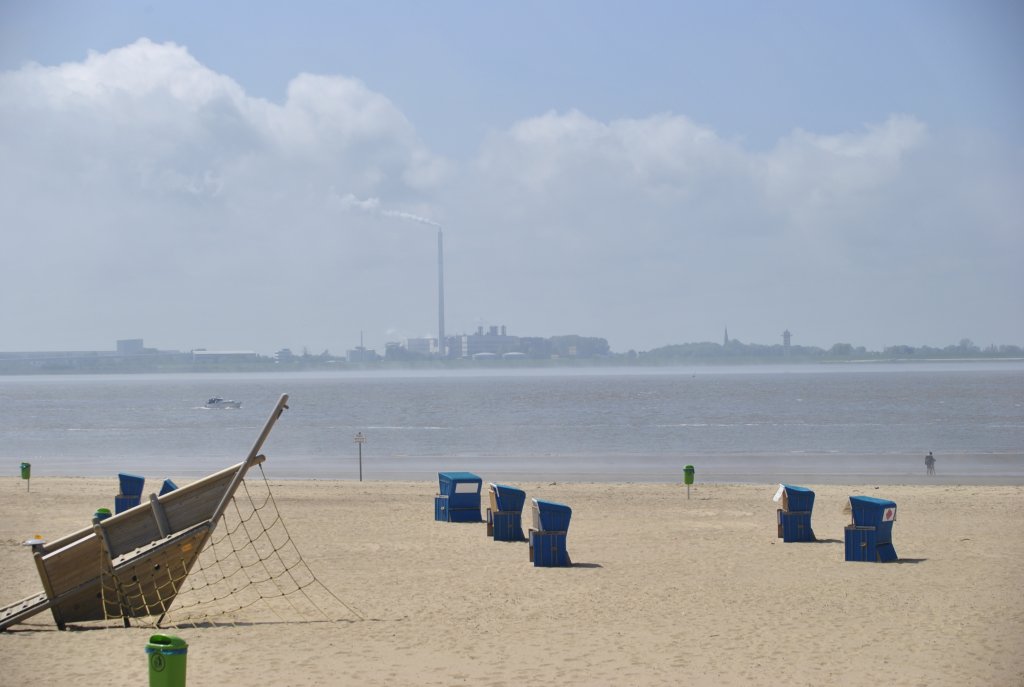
[0,1,1021,354]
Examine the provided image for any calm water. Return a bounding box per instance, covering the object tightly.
[1,363,1022,484]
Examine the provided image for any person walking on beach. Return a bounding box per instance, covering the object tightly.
[925,451,936,476]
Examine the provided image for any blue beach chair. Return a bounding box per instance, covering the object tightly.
[775,484,816,542]
[486,483,527,541]
[434,472,483,522]
[845,496,898,562]
[529,499,572,566]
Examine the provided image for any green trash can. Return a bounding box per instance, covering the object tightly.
[684,465,695,485]
[146,634,188,686]
[94,507,112,522]
[20,462,31,480]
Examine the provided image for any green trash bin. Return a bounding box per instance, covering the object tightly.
[146,634,188,687]
[20,462,31,480]
[684,465,695,485]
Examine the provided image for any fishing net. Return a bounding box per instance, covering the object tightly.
[98,464,361,628]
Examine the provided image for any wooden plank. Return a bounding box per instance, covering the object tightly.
[32,547,66,630]
[40,524,94,556]
[41,535,101,595]
[103,502,162,560]
[161,471,236,534]
[0,592,51,631]
[156,460,251,512]
[150,495,171,537]
[54,582,106,624]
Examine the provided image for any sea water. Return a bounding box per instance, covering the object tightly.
[1,362,1021,484]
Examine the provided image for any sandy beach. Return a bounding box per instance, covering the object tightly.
[1,475,1022,686]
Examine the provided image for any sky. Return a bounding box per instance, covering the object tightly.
[0,1,1021,355]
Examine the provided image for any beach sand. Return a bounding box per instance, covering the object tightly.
[1,476,1022,686]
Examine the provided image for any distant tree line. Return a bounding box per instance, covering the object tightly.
[637,337,1023,364]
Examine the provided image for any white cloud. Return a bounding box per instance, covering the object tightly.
[756,115,929,224]
[333,192,381,213]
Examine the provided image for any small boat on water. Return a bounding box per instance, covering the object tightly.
[204,397,241,409]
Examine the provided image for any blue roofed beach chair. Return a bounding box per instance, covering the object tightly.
[434,472,483,522]
[528,498,572,566]
[486,483,527,541]
[774,484,816,542]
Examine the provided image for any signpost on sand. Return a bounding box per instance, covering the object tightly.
[354,432,366,482]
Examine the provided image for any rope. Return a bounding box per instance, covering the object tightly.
[100,466,362,628]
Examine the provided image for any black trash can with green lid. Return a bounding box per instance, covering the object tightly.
[146,634,188,686]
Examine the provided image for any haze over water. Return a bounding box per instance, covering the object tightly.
[1,362,1021,485]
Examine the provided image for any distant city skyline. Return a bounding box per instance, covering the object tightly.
[1,3,1021,355]
[1,327,1019,361]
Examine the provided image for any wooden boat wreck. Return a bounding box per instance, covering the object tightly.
[0,394,290,631]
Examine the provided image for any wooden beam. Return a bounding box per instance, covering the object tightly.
[92,517,130,627]
[31,548,65,631]
[149,494,171,538]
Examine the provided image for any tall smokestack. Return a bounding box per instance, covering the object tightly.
[437,228,446,357]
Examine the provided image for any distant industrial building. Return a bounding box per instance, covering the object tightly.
[117,338,149,354]
[347,346,380,363]
[191,349,259,364]
[375,326,610,361]
[458,325,519,358]
[0,339,188,373]
[404,338,435,356]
